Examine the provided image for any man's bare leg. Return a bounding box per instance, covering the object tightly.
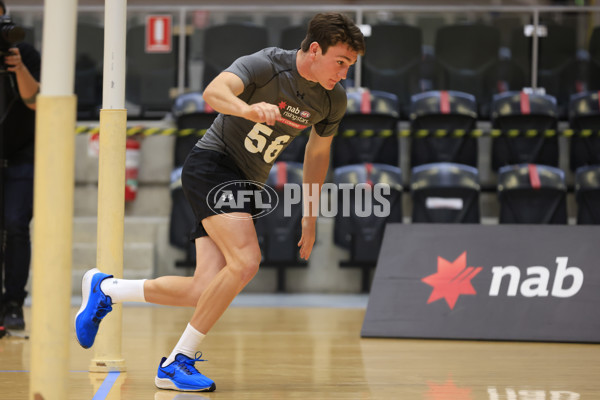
[160,212,259,371]
[188,213,262,334]
[143,236,226,306]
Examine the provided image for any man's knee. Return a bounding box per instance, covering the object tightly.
[229,250,261,284]
[185,288,203,307]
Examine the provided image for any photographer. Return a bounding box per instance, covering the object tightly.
[0,0,41,330]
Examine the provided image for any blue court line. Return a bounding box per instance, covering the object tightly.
[0,370,120,399]
[0,370,89,373]
[92,371,120,400]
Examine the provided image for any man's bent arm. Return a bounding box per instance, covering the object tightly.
[203,71,280,126]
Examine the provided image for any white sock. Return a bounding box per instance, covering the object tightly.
[163,323,206,367]
[100,277,147,303]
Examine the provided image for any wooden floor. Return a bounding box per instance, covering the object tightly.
[1,302,599,400]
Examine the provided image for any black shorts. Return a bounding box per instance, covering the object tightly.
[181,146,258,239]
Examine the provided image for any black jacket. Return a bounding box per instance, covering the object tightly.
[2,41,41,165]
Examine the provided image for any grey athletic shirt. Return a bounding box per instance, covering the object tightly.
[197,47,347,183]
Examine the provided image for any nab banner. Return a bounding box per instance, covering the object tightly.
[362,224,600,342]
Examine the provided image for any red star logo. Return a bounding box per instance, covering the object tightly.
[278,101,287,109]
[425,378,472,400]
[421,252,482,309]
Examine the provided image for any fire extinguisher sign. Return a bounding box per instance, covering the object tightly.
[146,15,172,53]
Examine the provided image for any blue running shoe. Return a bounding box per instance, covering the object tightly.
[155,352,216,392]
[75,268,113,349]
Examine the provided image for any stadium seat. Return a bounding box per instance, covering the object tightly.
[410,162,480,223]
[483,48,528,100]
[575,165,600,225]
[497,163,567,224]
[361,23,423,117]
[409,90,478,168]
[568,91,600,171]
[333,88,400,168]
[491,91,559,171]
[434,24,501,116]
[333,163,403,292]
[510,23,578,116]
[202,23,268,88]
[536,24,577,111]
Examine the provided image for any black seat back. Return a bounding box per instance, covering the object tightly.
[410,162,480,223]
[362,24,423,116]
[497,163,567,224]
[568,91,600,171]
[491,91,559,171]
[409,90,478,168]
[510,23,577,116]
[435,24,500,115]
[575,165,600,225]
[333,88,400,168]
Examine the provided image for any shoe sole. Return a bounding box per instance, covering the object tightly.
[155,377,216,392]
[75,267,100,348]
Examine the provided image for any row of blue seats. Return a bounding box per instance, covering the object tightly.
[266,161,599,225]
[172,89,600,173]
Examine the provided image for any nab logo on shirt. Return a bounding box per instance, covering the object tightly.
[422,253,584,309]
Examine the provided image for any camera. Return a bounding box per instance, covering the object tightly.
[0,15,24,72]
[0,15,24,54]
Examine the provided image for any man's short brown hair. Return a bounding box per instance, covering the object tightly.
[300,13,365,56]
